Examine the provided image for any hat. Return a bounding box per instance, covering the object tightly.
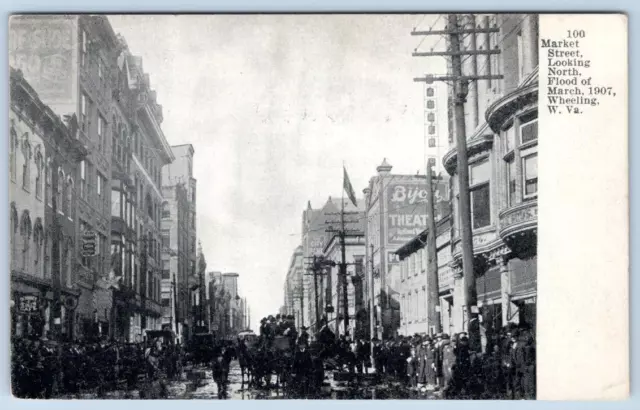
[441,333,450,340]
[372,337,380,342]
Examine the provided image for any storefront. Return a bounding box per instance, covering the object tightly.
[508,256,537,333]
[11,292,47,339]
[10,274,53,340]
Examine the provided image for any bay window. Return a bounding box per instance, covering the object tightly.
[470,160,491,229]
[523,154,538,198]
[111,189,122,218]
[79,160,86,200]
[507,158,517,206]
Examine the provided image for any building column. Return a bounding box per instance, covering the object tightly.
[499,255,511,327]
[452,262,465,334]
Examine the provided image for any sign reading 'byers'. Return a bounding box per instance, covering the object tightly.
[386,178,449,246]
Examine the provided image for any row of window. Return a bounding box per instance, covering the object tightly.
[10,209,74,288]
[400,248,426,281]
[401,287,427,324]
[455,117,538,232]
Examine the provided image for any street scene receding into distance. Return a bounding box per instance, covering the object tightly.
[9,13,537,399]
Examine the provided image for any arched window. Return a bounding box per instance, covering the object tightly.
[57,169,65,213]
[44,230,52,279]
[112,115,118,158]
[34,146,43,200]
[10,202,18,269]
[33,218,44,278]
[65,177,74,218]
[20,210,32,272]
[60,241,68,288]
[66,239,74,288]
[10,126,18,181]
[45,158,52,206]
[146,193,153,218]
[21,133,31,190]
[117,123,123,162]
[162,200,170,219]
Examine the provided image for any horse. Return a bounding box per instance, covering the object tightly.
[235,342,255,387]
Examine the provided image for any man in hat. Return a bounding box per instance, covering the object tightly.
[298,326,310,347]
[372,337,384,375]
[501,326,517,399]
[417,336,427,387]
[292,337,313,398]
[441,333,457,398]
[433,333,444,389]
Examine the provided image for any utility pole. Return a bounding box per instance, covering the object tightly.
[425,160,442,335]
[411,14,502,351]
[325,211,360,338]
[298,284,304,328]
[339,199,349,334]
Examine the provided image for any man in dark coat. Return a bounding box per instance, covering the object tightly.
[298,326,310,347]
[292,338,314,398]
[372,337,385,375]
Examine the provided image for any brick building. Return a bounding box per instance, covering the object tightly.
[441,14,538,344]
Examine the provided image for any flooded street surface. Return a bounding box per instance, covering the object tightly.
[57,360,439,399]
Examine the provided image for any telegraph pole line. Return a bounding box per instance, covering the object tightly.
[411,13,503,351]
[325,210,360,338]
[425,161,442,335]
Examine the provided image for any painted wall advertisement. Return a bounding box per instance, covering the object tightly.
[9,16,77,109]
[386,178,449,246]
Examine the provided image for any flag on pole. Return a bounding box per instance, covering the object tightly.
[343,166,358,207]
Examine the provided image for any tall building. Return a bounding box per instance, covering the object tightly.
[363,159,450,340]
[321,222,366,338]
[301,196,361,330]
[162,144,197,338]
[10,16,121,340]
[104,38,175,343]
[441,14,538,342]
[9,68,88,340]
[160,183,189,339]
[283,246,304,328]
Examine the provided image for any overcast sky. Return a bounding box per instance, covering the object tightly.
[109,14,447,330]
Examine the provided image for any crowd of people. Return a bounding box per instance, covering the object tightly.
[11,335,183,399]
[369,324,536,399]
[11,314,535,400]
[255,315,536,400]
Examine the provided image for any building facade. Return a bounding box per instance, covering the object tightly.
[363,159,450,340]
[283,246,304,328]
[162,144,197,338]
[9,68,88,341]
[106,39,175,343]
[441,14,538,344]
[300,197,361,331]
[322,232,366,338]
[160,183,189,339]
[394,216,454,336]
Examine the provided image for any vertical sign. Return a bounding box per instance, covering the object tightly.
[82,231,97,257]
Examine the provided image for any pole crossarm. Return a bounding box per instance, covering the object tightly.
[412,49,500,57]
[411,27,499,36]
[414,75,503,82]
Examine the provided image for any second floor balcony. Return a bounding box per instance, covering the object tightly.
[499,199,538,258]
